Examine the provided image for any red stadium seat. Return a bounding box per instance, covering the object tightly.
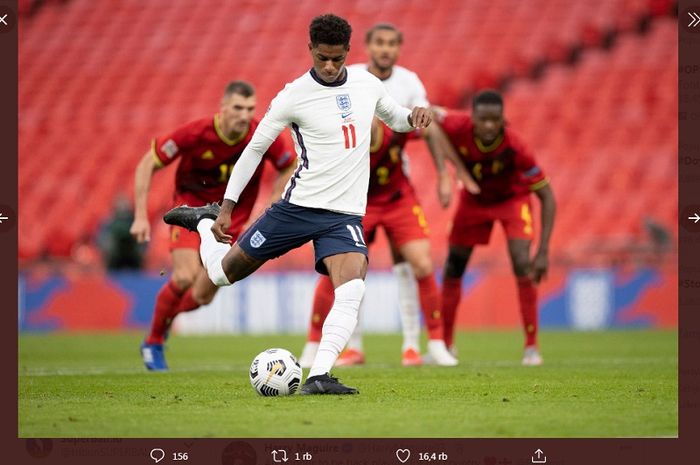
[19,0,672,269]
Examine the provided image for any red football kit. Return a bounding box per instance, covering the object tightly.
[151,114,294,250]
[363,122,429,247]
[439,111,548,246]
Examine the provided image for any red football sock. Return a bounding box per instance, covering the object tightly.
[308,275,335,343]
[441,277,462,348]
[146,280,185,345]
[176,288,201,313]
[517,276,538,347]
[417,275,443,340]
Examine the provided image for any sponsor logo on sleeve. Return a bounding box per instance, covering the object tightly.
[524,166,542,177]
[161,139,179,159]
[276,151,292,168]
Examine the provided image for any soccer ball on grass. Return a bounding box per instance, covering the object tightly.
[249,348,302,396]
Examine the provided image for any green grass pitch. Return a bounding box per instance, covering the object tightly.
[19,330,677,438]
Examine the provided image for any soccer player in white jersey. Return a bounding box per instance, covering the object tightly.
[299,23,465,367]
[163,14,432,395]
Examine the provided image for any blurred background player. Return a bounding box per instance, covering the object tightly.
[97,193,145,271]
[436,90,556,366]
[131,81,295,371]
[299,23,468,367]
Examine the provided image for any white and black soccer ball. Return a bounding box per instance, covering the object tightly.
[249,348,302,396]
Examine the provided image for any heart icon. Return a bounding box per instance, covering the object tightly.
[396,449,411,463]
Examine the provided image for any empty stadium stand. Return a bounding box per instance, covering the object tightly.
[19,0,677,270]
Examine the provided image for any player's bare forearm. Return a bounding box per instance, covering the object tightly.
[220,199,236,216]
[133,151,159,219]
[530,184,555,283]
[448,154,480,195]
[422,123,453,207]
[534,184,556,255]
[422,123,448,173]
[130,151,161,242]
[429,122,481,195]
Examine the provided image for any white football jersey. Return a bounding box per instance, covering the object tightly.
[348,63,429,109]
[224,66,412,215]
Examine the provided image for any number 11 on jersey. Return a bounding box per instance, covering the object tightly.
[342,124,356,149]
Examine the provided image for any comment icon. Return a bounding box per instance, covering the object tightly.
[150,448,166,463]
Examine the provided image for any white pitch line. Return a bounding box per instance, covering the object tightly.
[19,357,677,377]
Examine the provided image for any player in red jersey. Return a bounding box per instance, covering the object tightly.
[130,81,295,371]
[437,90,556,366]
[300,117,459,367]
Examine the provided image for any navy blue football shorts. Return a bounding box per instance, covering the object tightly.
[237,200,369,275]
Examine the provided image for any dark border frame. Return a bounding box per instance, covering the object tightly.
[7,1,699,463]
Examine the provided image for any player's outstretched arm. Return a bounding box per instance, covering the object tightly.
[375,85,422,132]
[532,183,556,283]
[422,123,453,208]
[130,151,162,243]
[453,163,481,196]
[429,109,480,196]
[240,157,296,232]
[216,143,266,245]
[220,86,293,235]
[430,122,481,196]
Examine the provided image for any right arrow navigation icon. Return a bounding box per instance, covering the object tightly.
[689,213,700,224]
[689,11,700,27]
[531,449,546,464]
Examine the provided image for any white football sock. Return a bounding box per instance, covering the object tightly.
[345,304,364,352]
[394,262,420,352]
[308,279,365,377]
[197,219,231,286]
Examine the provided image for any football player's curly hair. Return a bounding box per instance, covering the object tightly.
[309,14,352,48]
[473,90,504,110]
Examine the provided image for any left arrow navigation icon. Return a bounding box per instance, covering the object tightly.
[0,204,15,234]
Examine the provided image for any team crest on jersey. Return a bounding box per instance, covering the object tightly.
[161,139,179,159]
[250,230,267,248]
[336,94,352,112]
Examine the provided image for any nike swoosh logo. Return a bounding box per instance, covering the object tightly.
[341,112,352,118]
